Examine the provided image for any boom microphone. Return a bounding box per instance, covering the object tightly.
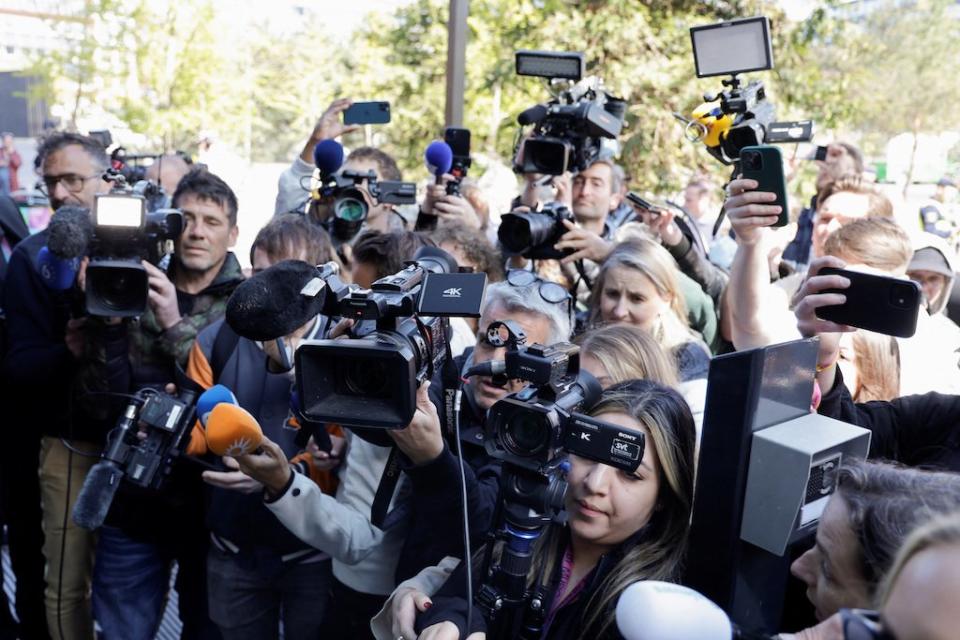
[205,403,264,457]
[313,139,345,177]
[517,104,549,126]
[197,384,238,427]
[225,260,332,342]
[424,141,453,185]
[616,582,775,640]
[37,245,81,290]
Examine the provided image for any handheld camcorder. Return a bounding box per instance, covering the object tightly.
[498,201,576,260]
[513,50,627,176]
[681,17,813,165]
[481,321,645,476]
[295,247,487,430]
[72,386,199,530]
[85,171,183,317]
[313,168,416,243]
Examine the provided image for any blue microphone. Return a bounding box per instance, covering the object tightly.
[425,141,453,185]
[37,246,80,291]
[197,384,238,427]
[313,139,345,177]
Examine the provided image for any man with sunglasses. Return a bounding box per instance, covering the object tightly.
[1,132,112,640]
[388,273,574,582]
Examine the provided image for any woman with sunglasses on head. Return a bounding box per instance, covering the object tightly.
[587,238,712,384]
[402,380,696,640]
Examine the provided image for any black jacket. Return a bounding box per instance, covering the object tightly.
[395,348,503,582]
[818,368,960,472]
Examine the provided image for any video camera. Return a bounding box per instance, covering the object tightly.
[513,50,627,176]
[481,320,644,476]
[72,386,199,530]
[294,246,487,430]
[681,17,813,165]
[85,170,183,317]
[312,168,416,243]
[497,201,575,260]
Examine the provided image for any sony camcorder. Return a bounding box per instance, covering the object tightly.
[295,247,487,429]
[314,168,416,242]
[85,172,182,317]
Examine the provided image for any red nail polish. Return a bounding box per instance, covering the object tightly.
[424,602,432,609]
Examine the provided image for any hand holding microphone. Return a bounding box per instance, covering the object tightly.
[233,435,293,499]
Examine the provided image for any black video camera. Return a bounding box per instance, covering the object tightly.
[513,50,626,176]
[482,321,645,475]
[85,171,183,317]
[313,169,416,242]
[295,246,487,430]
[683,17,813,165]
[498,201,575,260]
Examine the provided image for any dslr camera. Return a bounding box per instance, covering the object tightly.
[683,16,813,165]
[85,171,183,317]
[482,321,645,475]
[295,246,487,430]
[513,50,627,176]
[497,201,575,260]
[314,169,416,243]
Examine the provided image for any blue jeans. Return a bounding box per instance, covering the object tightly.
[206,545,332,640]
[92,525,220,640]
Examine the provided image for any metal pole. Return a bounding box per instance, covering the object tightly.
[445,0,468,128]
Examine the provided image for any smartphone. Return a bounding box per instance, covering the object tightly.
[626,191,667,216]
[444,127,471,163]
[815,267,921,338]
[343,101,391,125]
[813,145,829,162]
[739,145,788,227]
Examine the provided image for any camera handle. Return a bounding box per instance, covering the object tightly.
[712,161,743,238]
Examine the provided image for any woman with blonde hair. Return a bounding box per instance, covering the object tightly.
[837,330,900,403]
[588,239,710,381]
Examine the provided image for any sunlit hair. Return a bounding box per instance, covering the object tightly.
[587,239,693,350]
[878,510,960,606]
[847,330,900,402]
[823,217,912,275]
[836,459,960,601]
[817,173,893,219]
[528,380,696,639]
[578,323,679,388]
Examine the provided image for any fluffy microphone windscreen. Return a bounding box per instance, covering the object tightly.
[313,139,345,176]
[424,141,453,177]
[37,245,80,290]
[517,104,549,126]
[225,260,326,342]
[47,205,94,259]
[205,403,263,457]
[615,582,733,640]
[197,384,238,427]
[72,460,123,530]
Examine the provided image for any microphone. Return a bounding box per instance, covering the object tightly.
[313,139,345,177]
[37,245,81,290]
[197,384,238,427]
[616,582,776,640]
[517,104,549,126]
[205,403,264,457]
[424,141,453,185]
[225,260,331,342]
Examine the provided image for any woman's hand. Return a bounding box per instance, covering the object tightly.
[391,587,433,640]
[418,621,484,640]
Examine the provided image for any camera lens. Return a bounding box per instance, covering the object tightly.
[342,359,390,398]
[889,282,917,309]
[334,191,367,222]
[504,411,549,458]
[743,151,762,170]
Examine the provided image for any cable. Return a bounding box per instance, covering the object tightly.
[452,385,473,635]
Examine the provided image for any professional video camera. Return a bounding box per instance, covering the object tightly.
[312,166,416,243]
[293,246,487,430]
[85,170,183,317]
[72,386,199,530]
[680,17,813,166]
[513,50,627,176]
[466,321,646,634]
[497,201,575,260]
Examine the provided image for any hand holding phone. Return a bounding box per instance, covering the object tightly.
[815,267,921,338]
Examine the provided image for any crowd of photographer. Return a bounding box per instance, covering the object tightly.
[2,24,960,640]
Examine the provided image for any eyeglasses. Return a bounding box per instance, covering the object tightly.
[40,173,101,195]
[841,609,896,640]
[505,269,574,323]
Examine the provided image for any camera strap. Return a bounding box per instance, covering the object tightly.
[370,446,402,529]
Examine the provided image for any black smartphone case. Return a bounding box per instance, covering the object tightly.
[739,145,789,227]
[343,102,391,125]
[815,267,921,338]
